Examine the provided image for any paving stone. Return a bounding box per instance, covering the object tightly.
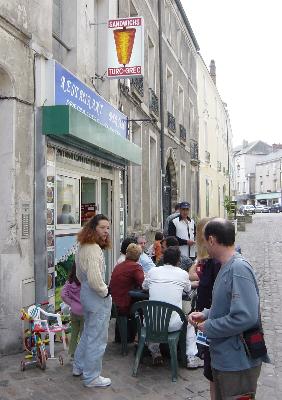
[1,214,282,399]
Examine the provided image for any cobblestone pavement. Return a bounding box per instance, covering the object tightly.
[0,213,281,400]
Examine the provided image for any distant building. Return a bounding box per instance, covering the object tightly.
[255,149,282,206]
[232,140,272,204]
[197,57,232,218]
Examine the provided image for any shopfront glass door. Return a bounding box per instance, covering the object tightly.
[101,179,112,282]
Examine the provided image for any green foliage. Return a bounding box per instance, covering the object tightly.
[55,254,75,287]
[55,286,63,312]
[224,196,235,217]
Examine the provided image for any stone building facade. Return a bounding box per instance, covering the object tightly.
[118,0,200,237]
[0,0,141,354]
[255,149,282,206]
[197,56,232,218]
[0,0,232,354]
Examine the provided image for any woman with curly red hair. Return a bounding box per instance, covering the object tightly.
[72,214,112,388]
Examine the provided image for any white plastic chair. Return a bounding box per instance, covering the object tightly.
[27,304,67,359]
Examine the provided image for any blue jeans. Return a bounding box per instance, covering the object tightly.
[74,290,112,385]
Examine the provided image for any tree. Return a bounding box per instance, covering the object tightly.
[224,196,235,218]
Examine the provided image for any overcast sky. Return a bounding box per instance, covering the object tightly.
[182,0,282,147]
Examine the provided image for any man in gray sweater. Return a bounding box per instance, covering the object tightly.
[189,218,268,399]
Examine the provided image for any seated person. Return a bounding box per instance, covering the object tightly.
[137,236,155,273]
[157,236,193,271]
[147,232,164,263]
[57,204,75,224]
[110,244,144,342]
[142,246,203,368]
[116,236,137,265]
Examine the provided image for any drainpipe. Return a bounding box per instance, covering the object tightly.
[158,0,165,227]
[226,116,231,198]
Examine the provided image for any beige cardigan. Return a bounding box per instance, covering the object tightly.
[76,243,108,298]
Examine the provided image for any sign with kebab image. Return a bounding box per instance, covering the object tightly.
[107,17,144,78]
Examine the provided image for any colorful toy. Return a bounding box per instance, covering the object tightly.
[20,302,66,371]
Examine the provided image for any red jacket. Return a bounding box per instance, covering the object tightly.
[110,259,144,315]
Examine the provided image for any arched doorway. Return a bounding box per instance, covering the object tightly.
[163,157,177,220]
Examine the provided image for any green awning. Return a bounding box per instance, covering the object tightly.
[42,105,142,166]
[256,192,280,200]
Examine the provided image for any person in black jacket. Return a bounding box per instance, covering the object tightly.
[189,218,220,400]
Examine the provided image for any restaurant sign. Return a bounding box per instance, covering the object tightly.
[107,17,144,79]
[45,60,127,138]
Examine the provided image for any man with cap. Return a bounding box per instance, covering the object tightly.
[163,203,180,237]
[168,201,196,260]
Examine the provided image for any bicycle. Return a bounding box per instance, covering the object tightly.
[20,302,50,371]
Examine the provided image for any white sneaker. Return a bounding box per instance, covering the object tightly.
[186,356,204,369]
[84,376,111,388]
[72,366,82,376]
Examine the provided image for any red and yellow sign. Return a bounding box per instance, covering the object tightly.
[107,17,144,78]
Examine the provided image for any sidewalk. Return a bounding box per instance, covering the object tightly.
[1,214,281,399]
[0,321,210,400]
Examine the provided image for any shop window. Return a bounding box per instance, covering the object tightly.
[56,175,80,227]
[81,177,97,226]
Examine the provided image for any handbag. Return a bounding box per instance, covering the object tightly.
[240,325,267,359]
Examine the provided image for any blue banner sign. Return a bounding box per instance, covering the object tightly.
[54,62,127,138]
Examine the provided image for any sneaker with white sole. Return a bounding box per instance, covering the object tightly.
[72,366,82,376]
[84,376,111,388]
[186,356,204,369]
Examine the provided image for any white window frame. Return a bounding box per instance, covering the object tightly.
[189,99,195,134]
[179,161,186,201]
[166,66,174,115]
[55,168,101,233]
[149,131,158,224]
[178,83,184,126]
[148,34,156,92]
[176,27,182,63]
[165,1,172,44]
[130,121,143,227]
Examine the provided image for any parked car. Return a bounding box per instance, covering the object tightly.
[269,203,282,213]
[255,205,270,213]
[239,205,256,215]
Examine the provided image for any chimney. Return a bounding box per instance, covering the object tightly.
[209,59,216,85]
[242,140,248,148]
[272,143,282,152]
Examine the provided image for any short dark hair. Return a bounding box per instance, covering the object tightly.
[175,203,180,211]
[163,246,181,266]
[120,236,137,255]
[164,236,179,247]
[155,231,164,241]
[204,219,235,246]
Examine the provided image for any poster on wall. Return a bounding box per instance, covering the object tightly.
[81,203,96,225]
[48,270,55,297]
[46,146,56,298]
[55,235,78,310]
[107,17,144,78]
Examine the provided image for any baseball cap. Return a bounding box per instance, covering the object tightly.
[179,201,190,209]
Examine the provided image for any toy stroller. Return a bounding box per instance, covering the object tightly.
[20,302,66,371]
